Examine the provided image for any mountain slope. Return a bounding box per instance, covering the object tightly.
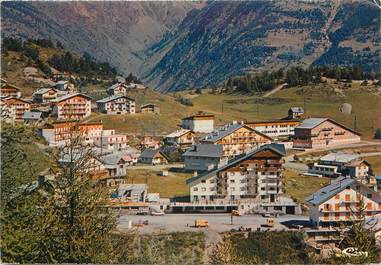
[143,0,381,91]
[1,1,203,75]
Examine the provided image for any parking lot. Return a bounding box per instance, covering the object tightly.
[117,213,309,234]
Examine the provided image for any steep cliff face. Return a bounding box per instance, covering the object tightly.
[1,1,202,75]
[2,1,380,92]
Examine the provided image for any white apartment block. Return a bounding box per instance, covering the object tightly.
[96,95,135,114]
[181,114,214,133]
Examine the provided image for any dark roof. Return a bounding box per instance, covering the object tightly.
[140,148,169,160]
[296,118,361,136]
[96,94,135,103]
[186,143,286,185]
[51,93,92,103]
[183,144,223,158]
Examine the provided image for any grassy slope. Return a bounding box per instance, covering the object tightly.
[124,169,192,198]
[283,169,330,203]
[366,156,381,176]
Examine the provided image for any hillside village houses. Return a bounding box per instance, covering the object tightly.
[0,97,31,120]
[306,177,381,228]
[293,118,361,149]
[23,111,44,125]
[139,148,169,165]
[107,82,128,95]
[93,129,129,151]
[55,80,74,91]
[181,114,215,133]
[140,136,161,150]
[0,83,22,98]
[246,120,301,140]
[186,144,297,213]
[51,93,92,120]
[96,94,136,114]
[288,107,304,119]
[200,121,273,157]
[33,88,58,103]
[140,103,160,114]
[164,129,195,147]
[308,152,372,179]
[183,144,227,172]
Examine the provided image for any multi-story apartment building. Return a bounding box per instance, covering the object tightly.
[33,88,58,103]
[308,153,371,179]
[41,121,104,146]
[183,144,227,172]
[293,118,361,149]
[200,121,273,157]
[246,120,301,140]
[186,143,286,203]
[164,129,195,147]
[181,114,215,133]
[51,93,92,120]
[306,177,381,228]
[93,129,128,151]
[96,95,135,114]
[0,84,22,98]
[1,97,31,120]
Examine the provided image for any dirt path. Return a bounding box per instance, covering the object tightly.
[263,83,287,98]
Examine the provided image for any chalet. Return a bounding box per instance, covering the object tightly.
[308,153,371,179]
[0,84,22,98]
[107,83,127,95]
[200,121,273,157]
[93,129,128,151]
[293,118,361,149]
[186,143,286,204]
[101,152,129,179]
[33,88,58,103]
[96,95,135,114]
[140,136,160,150]
[55,80,72,91]
[288,107,304,119]
[51,93,92,120]
[0,97,31,120]
[23,111,44,125]
[306,177,381,228]
[181,114,214,133]
[246,120,301,139]
[183,144,227,172]
[164,129,195,147]
[140,103,160,114]
[126,82,146,90]
[139,148,169,165]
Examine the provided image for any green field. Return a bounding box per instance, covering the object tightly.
[367,156,381,176]
[283,169,330,203]
[124,168,192,198]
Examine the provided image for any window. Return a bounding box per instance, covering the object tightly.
[193,187,198,191]
[230,179,235,183]
[335,194,340,200]
[345,194,351,201]
[367,202,372,210]
[201,180,206,183]
[201,187,206,192]
[335,204,340,211]
[367,194,372,199]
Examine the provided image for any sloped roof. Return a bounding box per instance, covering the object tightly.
[33,88,57,95]
[165,129,192,138]
[107,83,126,91]
[289,107,304,113]
[296,118,360,135]
[200,122,272,143]
[101,153,125,166]
[96,94,134,103]
[186,143,286,185]
[183,144,223,158]
[140,148,168,160]
[51,93,92,103]
[23,111,43,120]
[305,177,355,205]
[141,103,157,108]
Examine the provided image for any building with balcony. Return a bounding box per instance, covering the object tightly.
[186,143,286,203]
[33,88,58,103]
[200,121,273,157]
[96,95,135,114]
[51,93,92,120]
[306,177,381,228]
[164,129,195,147]
[0,97,31,120]
[181,114,215,133]
[139,148,169,165]
[293,118,361,149]
[0,84,22,98]
[183,144,227,172]
[107,83,128,95]
[246,120,301,140]
[93,129,128,151]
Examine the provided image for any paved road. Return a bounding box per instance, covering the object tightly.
[117,213,309,234]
